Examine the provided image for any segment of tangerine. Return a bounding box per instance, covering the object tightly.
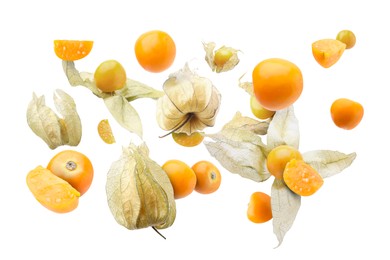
[283,159,324,196]
[54,40,93,61]
[26,166,80,213]
[312,39,346,68]
[97,119,116,144]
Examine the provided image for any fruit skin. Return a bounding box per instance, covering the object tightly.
[26,166,80,213]
[134,30,176,73]
[330,98,364,130]
[47,150,94,196]
[266,145,303,180]
[162,159,197,199]
[252,58,303,111]
[312,39,346,68]
[172,132,204,147]
[94,60,127,92]
[336,30,356,49]
[247,192,272,224]
[191,161,222,194]
[283,159,324,196]
[250,95,275,120]
[214,48,233,67]
[54,40,93,61]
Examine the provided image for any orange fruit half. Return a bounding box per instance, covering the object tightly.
[54,40,94,61]
[312,39,346,68]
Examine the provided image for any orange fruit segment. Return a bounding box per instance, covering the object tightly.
[54,40,93,61]
[26,166,80,213]
[312,39,346,68]
[97,119,116,144]
[283,159,324,196]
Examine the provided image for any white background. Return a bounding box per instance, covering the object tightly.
[1,0,389,259]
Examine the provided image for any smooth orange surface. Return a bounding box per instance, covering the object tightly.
[331,98,364,130]
[134,30,176,73]
[192,161,221,194]
[252,58,303,111]
[47,150,94,196]
[162,159,197,199]
[247,192,272,223]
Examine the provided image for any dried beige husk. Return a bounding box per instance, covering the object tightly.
[106,142,176,231]
[203,42,240,73]
[156,64,221,135]
[26,90,81,149]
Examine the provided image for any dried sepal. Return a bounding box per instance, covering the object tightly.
[204,112,270,182]
[156,64,221,135]
[26,90,82,149]
[106,142,176,231]
[271,179,301,248]
[238,74,254,96]
[203,41,240,73]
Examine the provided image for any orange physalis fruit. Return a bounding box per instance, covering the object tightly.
[54,40,94,61]
[97,119,116,144]
[247,192,272,224]
[312,39,346,68]
[283,159,324,196]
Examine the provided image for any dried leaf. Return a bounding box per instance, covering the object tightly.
[204,112,270,182]
[97,119,116,144]
[303,150,357,178]
[104,95,143,138]
[271,179,301,248]
[62,61,106,98]
[27,93,63,149]
[118,78,164,102]
[267,106,299,151]
[53,89,82,146]
[203,41,240,73]
[222,112,269,136]
[106,143,176,230]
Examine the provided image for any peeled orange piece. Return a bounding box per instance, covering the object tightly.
[54,40,93,61]
[283,159,324,196]
[26,166,80,213]
[312,39,346,68]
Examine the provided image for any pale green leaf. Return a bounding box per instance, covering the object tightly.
[26,93,63,149]
[303,150,357,178]
[267,106,299,150]
[104,95,143,138]
[53,89,82,146]
[271,179,301,248]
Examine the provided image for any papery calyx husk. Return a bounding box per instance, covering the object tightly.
[106,142,176,231]
[26,90,82,149]
[156,64,221,135]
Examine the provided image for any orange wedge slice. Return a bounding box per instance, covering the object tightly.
[54,40,93,61]
[312,39,346,68]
